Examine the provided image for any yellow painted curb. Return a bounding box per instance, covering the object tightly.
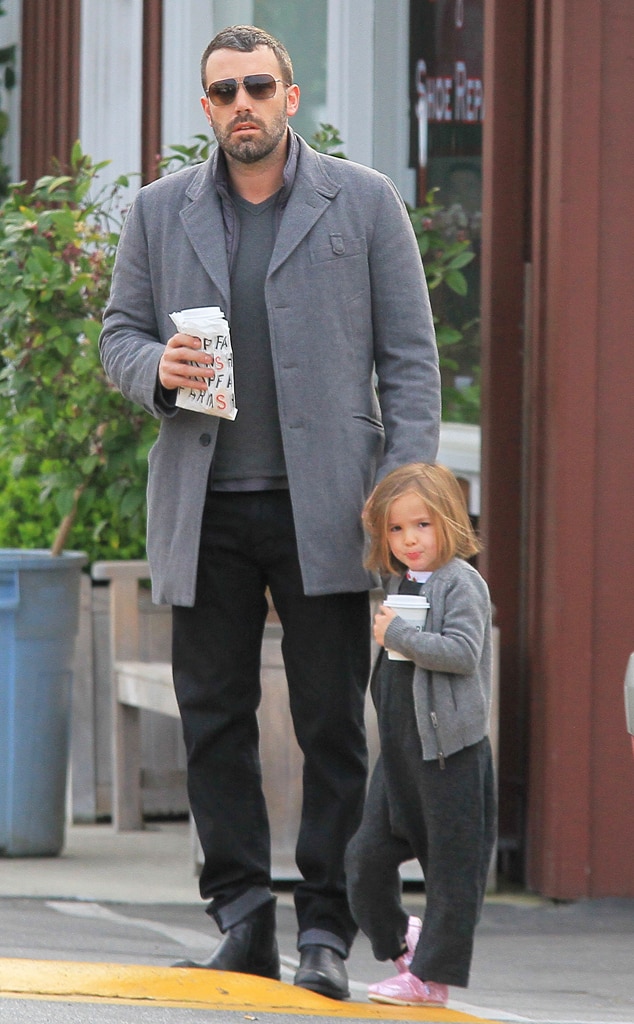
[0,958,496,1021]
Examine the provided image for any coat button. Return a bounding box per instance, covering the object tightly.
[199,433,211,447]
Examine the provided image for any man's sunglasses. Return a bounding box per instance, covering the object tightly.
[206,74,286,107]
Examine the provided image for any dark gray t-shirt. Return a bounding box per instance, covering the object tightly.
[210,190,288,491]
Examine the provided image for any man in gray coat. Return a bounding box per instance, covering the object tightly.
[100,24,440,1001]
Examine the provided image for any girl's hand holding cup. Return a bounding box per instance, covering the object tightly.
[373,603,397,647]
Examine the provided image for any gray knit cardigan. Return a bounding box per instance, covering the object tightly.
[382,557,492,763]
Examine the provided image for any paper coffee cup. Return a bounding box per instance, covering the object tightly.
[384,594,430,661]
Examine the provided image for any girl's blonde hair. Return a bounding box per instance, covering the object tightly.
[363,462,481,575]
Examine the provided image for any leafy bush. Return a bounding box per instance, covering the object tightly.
[0,452,146,560]
[408,191,480,423]
[0,143,157,556]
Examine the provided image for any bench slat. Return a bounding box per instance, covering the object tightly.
[116,661,178,719]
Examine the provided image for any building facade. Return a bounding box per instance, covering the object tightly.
[3,0,634,897]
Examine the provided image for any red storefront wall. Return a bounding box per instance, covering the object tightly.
[481,0,634,896]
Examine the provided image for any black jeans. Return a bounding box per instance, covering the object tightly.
[172,490,370,953]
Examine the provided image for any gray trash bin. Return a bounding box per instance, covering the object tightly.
[0,549,87,856]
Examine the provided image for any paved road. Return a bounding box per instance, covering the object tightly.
[1,824,633,1023]
[1,891,634,1023]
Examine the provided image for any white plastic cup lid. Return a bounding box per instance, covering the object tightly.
[384,595,430,608]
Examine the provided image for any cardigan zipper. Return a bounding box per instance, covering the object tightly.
[430,711,446,770]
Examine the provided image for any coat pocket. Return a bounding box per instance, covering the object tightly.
[309,234,367,263]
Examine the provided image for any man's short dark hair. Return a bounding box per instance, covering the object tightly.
[201,25,294,92]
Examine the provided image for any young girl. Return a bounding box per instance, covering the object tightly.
[345,462,497,1007]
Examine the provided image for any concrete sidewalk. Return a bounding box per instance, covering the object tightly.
[0,821,633,1023]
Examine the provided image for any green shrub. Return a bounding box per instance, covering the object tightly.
[0,453,146,560]
[0,143,157,558]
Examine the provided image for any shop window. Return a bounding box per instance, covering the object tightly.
[254,0,327,142]
[410,0,483,424]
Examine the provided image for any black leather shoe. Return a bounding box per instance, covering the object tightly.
[294,944,349,1000]
[173,900,280,980]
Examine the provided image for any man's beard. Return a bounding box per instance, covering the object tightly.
[212,110,288,164]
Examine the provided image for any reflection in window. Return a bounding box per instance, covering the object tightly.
[253,0,327,143]
[410,0,484,424]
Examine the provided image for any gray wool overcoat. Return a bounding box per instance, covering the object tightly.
[100,133,441,607]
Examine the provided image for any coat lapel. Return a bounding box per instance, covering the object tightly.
[268,141,341,275]
[176,141,341,290]
[179,160,231,308]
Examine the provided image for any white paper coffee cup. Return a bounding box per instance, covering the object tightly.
[384,594,430,661]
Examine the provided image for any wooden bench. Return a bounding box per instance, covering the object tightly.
[90,561,297,850]
[91,561,174,831]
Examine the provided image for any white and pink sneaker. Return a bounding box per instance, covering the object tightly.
[368,971,448,1007]
[393,915,422,973]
